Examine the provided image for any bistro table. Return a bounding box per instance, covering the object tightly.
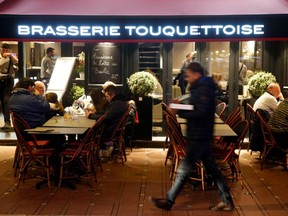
[180,123,237,137]
[43,116,95,128]
[25,127,88,135]
[177,115,224,125]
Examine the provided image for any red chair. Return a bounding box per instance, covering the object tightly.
[165,114,205,190]
[212,120,248,187]
[11,112,54,189]
[58,115,106,187]
[215,102,227,118]
[246,103,256,153]
[257,112,288,170]
[100,106,131,165]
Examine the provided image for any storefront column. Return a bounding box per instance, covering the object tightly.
[18,42,26,79]
[162,42,173,104]
[195,42,208,70]
[228,42,240,113]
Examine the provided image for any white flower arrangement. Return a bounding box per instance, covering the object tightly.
[248,71,276,97]
[127,71,157,96]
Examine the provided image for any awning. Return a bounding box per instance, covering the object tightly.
[0,0,287,16]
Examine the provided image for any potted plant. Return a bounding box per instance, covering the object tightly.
[127,71,157,140]
[248,71,276,98]
[68,85,85,105]
[75,52,85,79]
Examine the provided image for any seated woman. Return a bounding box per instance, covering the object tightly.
[45,92,64,120]
[85,89,109,120]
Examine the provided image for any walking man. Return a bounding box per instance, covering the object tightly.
[149,61,234,211]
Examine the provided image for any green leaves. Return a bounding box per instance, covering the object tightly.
[127,71,157,96]
[248,71,276,97]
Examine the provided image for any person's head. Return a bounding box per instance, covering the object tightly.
[34,81,46,95]
[102,81,116,91]
[15,78,35,92]
[1,43,10,54]
[185,61,205,84]
[103,85,118,103]
[267,83,281,98]
[45,92,59,104]
[46,47,55,57]
[90,89,106,106]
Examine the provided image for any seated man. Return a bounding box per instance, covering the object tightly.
[34,81,46,96]
[253,83,284,115]
[268,96,288,148]
[101,85,129,139]
[9,78,50,128]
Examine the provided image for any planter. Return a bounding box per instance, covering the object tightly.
[134,96,153,140]
[79,72,85,80]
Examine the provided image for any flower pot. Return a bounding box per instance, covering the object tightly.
[134,96,153,140]
[79,72,85,80]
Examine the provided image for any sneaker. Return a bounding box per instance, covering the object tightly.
[209,201,235,211]
[148,196,173,211]
[1,121,11,131]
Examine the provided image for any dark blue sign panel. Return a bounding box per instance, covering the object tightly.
[0,14,288,41]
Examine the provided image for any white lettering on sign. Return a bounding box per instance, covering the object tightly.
[17,24,265,38]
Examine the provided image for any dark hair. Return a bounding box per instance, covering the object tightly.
[186,61,206,76]
[103,85,118,96]
[2,43,10,49]
[46,47,55,54]
[89,89,109,112]
[45,92,58,103]
[16,78,35,89]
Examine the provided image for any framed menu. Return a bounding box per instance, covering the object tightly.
[90,43,122,84]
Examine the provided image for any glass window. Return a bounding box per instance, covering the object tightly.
[240,41,263,72]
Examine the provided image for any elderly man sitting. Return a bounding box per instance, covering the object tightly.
[253,83,284,115]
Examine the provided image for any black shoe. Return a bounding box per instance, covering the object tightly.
[209,201,235,211]
[148,196,173,211]
[1,121,11,131]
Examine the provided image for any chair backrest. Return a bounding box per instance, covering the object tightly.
[222,120,248,161]
[256,109,271,122]
[257,111,277,148]
[68,114,107,162]
[110,105,131,141]
[225,107,241,125]
[215,102,226,118]
[246,103,256,122]
[165,114,187,155]
[162,102,177,121]
[11,112,40,161]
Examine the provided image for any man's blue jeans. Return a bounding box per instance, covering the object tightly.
[166,139,233,204]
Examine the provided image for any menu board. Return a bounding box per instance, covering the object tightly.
[90,43,122,84]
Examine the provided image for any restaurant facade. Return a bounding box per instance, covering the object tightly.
[1,0,288,137]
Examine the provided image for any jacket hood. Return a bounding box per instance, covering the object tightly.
[11,88,33,95]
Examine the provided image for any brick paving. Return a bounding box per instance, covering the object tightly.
[0,146,287,215]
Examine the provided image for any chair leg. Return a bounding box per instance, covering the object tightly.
[163,133,169,151]
[45,156,51,188]
[58,156,64,187]
[165,144,173,166]
[200,162,205,191]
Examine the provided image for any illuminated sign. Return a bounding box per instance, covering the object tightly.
[17,24,264,38]
[0,14,287,41]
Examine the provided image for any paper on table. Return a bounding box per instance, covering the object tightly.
[169,103,194,110]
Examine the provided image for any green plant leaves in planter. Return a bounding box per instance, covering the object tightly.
[127,71,157,96]
[248,71,276,97]
[68,86,85,105]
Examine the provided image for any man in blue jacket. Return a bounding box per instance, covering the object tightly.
[9,78,50,128]
[149,62,234,211]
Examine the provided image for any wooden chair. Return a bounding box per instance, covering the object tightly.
[165,114,205,190]
[212,120,248,187]
[215,102,227,118]
[58,115,106,187]
[257,112,288,170]
[11,112,54,189]
[246,103,256,153]
[100,106,131,165]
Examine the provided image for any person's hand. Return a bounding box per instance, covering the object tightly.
[33,88,40,95]
[171,98,180,104]
[278,92,284,101]
[85,109,92,118]
[2,53,11,58]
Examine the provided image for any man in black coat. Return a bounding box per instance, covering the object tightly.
[101,85,129,140]
[149,62,234,211]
